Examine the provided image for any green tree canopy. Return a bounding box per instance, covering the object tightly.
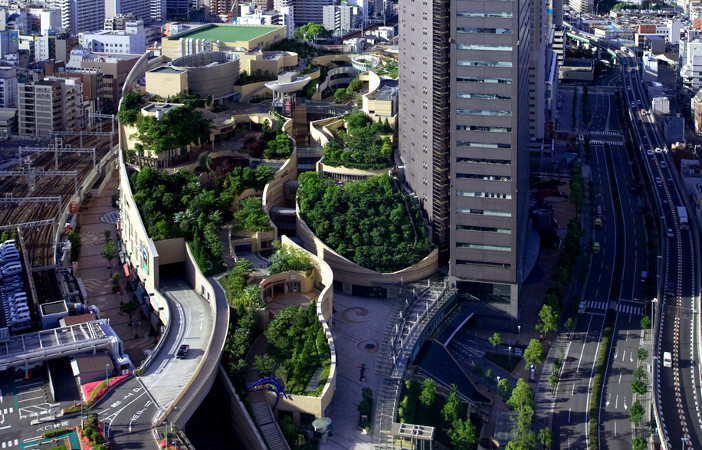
[442,384,461,423]
[537,304,559,333]
[489,332,502,348]
[234,197,272,232]
[263,133,293,160]
[419,378,437,406]
[630,400,645,426]
[268,243,314,275]
[447,419,478,450]
[524,339,544,369]
[294,23,328,41]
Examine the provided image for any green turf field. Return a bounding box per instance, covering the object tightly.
[173,25,279,42]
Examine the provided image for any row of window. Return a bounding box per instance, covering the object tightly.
[457,11,512,17]
[456,208,512,217]
[457,27,513,35]
[458,44,513,51]
[456,259,511,269]
[456,157,511,165]
[457,60,512,68]
[456,141,512,149]
[457,109,512,117]
[456,225,512,234]
[458,93,513,100]
[457,173,511,181]
[457,76,512,84]
[456,191,512,199]
[457,242,511,252]
[457,125,512,133]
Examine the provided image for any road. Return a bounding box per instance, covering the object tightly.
[619,52,702,449]
[551,144,613,449]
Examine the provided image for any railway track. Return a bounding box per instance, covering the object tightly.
[0,120,116,269]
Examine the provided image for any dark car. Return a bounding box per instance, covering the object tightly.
[176,344,190,359]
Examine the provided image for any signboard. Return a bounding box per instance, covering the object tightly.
[141,243,149,275]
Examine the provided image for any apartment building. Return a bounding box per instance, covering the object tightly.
[18,78,77,136]
[0,65,17,107]
[398,0,533,316]
[105,0,151,24]
[67,50,140,112]
[80,21,146,55]
[322,4,362,35]
[49,0,105,34]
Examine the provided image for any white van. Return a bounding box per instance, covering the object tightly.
[663,351,672,367]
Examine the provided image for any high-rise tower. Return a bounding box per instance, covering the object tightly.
[399,0,533,317]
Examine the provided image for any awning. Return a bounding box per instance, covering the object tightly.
[122,263,130,277]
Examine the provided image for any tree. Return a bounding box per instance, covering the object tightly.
[294,23,327,41]
[447,419,478,450]
[489,332,502,348]
[632,436,647,450]
[564,317,575,332]
[68,231,82,262]
[334,87,352,104]
[536,304,558,333]
[419,378,437,406]
[524,339,544,369]
[254,354,276,377]
[630,400,645,426]
[485,369,496,385]
[349,77,363,92]
[234,197,272,232]
[507,379,534,417]
[120,299,138,326]
[640,316,651,330]
[497,378,511,400]
[442,384,460,423]
[637,347,649,364]
[101,240,116,268]
[549,374,558,390]
[538,428,553,449]
[631,379,647,395]
[263,133,292,160]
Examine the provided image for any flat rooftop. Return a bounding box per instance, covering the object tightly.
[150,66,184,74]
[169,24,280,42]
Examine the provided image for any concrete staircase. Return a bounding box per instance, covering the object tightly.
[251,400,290,450]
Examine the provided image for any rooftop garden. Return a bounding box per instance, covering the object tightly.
[130,164,274,275]
[321,111,394,170]
[118,90,212,155]
[268,242,314,275]
[297,172,433,272]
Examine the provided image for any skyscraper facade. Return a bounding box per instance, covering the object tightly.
[398,0,533,317]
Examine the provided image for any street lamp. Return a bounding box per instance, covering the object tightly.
[650,298,657,341]
[517,324,521,344]
[106,363,110,388]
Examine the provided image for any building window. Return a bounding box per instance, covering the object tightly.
[456,225,512,234]
[457,27,513,34]
[456,260,511,269]
[456,125,512,133]
[456,11,512,17]
[456,208,512,217]
[457,60,512,68]
[457,242,511,252]
[456,142,512,149]
[456,191,512,199]
[456,157,511,165]
[456,109,512,117]
[457,44,513,51]
[457,93,513,100]
[456,173,512,181]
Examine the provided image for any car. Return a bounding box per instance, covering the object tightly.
[592,242,600,254]
[176,344,190,359]
[667,228,674,237]
[637,99,641,104]
[646,149,653,156]
[664,351,672,367]
[660,161,667,168]
[627,85,632,90]
[655,147,663,153]
[655,177,662,185]
[630,101,635,108]
[595,217,602,229]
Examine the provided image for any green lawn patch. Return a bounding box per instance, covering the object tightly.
[171,24,279,42]
[484,352,522,372]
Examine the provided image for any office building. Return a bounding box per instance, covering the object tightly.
[276,0,334,26]
[105,0,151,24]
[0,65,17,107]
[49,0,105,34]
[166,0,190,20]
[150,0,167,23]
[36,30,78,62]
[80,21,146,55]
[398,0,533,316]
[18,78,77,136]
[67,49,140,111]
[322,4,362,35]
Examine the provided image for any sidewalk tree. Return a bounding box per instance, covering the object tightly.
[497,378,511,400]
[630,400,645,426]
[631,378,647,395]
[536,304,558,334]
[564,317,575,333]
[442,384,460,423]
[549,374,558,390]
[524,339,544,369]
[632,436,646,450]
[447,419,478,450]
[68,231,82,262]
[489,332,502,348]
[637,348,649,364]
[101,240,116,268]
[120,299,138,326]
[640,315,651,330]
[419,378,437,406]
[485,369,496,385]
[538,428,553,449]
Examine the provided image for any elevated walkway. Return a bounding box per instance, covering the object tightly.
[0,319,118,371]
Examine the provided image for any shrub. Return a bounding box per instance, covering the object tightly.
[234,197,272,232]
[68,231,82,262]
[268,243,314,275]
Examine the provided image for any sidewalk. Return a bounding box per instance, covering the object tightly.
[75,169,156,366]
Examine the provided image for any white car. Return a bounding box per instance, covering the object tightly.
[664,351,672,367]
[667,228,674,237]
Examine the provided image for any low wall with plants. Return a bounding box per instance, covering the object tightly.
[264,236,336,420]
